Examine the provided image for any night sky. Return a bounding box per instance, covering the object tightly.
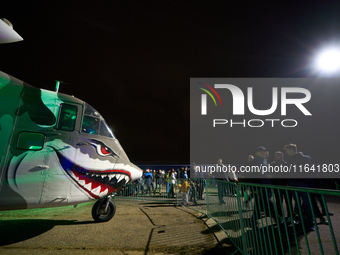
[2,2,340,164]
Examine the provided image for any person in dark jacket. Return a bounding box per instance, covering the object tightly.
[216,158,228,204]
[154,169,163,195]
[246,146,277,227]
[284,143,315,231]
[270,151,295,224]
[144,169,152,196]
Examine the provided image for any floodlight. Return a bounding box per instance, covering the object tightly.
[315,48,340,73]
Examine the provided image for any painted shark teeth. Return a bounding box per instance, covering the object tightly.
[68,169,130,197]
[92,186,101,196]
[116,174,122,182]
[84,182,92,190]
[101,188,108,196]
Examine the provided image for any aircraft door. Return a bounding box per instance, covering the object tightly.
[4,131,49,208]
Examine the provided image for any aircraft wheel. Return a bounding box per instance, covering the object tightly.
[92,198,116,222]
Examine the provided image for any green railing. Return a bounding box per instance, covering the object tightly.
[115,178,340,255]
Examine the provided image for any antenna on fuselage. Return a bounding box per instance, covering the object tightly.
[55,80,67,93]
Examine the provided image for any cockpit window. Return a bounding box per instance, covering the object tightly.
[81,103,115,138]
[100,119,114,137]
[84,104,101,118]
[57,104,77,131]
[82,115,100,135]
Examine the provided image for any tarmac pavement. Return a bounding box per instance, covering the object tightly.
[2,194,339,255]
[0,199,234,255]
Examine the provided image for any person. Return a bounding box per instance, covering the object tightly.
[216,158,229,204]
[154,169,163,195]
[308,179,330,225]
[228,166,238,196]
[197,178,206,200]
[189,180,198,205]
[137,176,145,195]
[284,143,315,231]
[176,168,181,179]
[151,170,156,192]
[246,146,277,226]
[168,168,176,198]
[181,178,190,205]
[190,162,205,201]
[270,151,295,224]
[176,168,182,194]
[183,167,188,178]
[229,168,238,183]
[144,169,152,196]
[164,170,170,193]
[180,167,185,178]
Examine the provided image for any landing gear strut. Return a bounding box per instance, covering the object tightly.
[91,196,116,222]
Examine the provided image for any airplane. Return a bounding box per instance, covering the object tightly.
[0,18,143,222]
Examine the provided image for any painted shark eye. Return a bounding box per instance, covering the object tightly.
[100,145,112,156]
[88,140,118,157]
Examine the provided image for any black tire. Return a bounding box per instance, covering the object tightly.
[91,198,116,222]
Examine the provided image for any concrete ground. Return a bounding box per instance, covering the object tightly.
[0,199,235,255]
[1,193,339,255]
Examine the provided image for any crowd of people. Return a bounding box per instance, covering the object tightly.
[133,167,190,203]
[242,143,332,231]
[117,143,333,232]
[117,166,209,206]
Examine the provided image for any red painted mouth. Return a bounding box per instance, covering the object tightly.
[56,151,131,198]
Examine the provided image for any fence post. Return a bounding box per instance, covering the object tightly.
[236,183,248,254]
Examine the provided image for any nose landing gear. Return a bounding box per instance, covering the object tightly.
[91,196,116,222]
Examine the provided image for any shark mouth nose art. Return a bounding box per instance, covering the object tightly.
[55,151,131,198]
[69,169,131,198]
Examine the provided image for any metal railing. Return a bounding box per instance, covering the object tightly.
[115,178,340,255]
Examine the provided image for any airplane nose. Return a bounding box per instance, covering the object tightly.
[129,162,143,181]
